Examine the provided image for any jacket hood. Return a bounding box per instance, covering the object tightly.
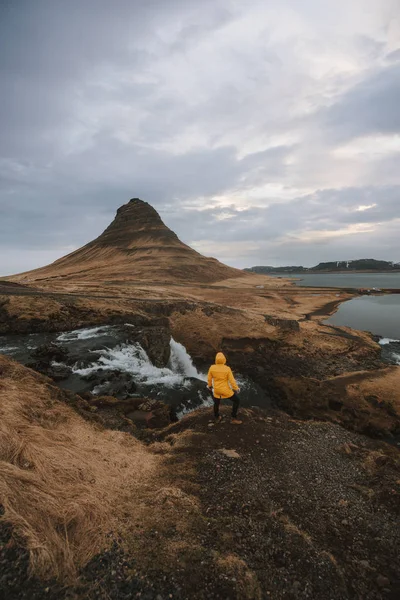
[215,352,226,365]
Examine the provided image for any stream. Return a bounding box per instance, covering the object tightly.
[324,294,400,366]
[0,325,268,418]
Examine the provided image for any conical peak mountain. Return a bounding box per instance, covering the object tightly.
[12,198,245,284]
[91,198,180,250]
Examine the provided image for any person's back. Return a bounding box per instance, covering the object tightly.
[207,352,242,424]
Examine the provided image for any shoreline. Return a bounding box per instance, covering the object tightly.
[264,269,400,275]
[306,290,400,370]
[304,296,350,321]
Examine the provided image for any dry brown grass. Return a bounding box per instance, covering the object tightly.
[347,366,400,415]
[169,306,278,352]
[5,295,63,321]
[0,356,159,581]
[216,554,262,600]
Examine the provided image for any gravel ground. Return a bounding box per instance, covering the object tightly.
[0,521,176,600]
[149,407,400,599]
[1,407,399,600]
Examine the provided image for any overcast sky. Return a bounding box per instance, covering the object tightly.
[1,0,399,275]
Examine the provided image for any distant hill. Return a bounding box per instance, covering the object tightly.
[246,259,400,274]
[244,266,308,274]
[312,259,400,271]
[8,199,245,284]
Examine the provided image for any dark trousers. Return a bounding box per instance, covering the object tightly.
[214,393,239,419]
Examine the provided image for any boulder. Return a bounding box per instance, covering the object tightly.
[82,370,137,398]
[46,364,72,381]
[30,343,69,364]
[127,402,172,429]
[88,394,172,429]
[144,377,210,414]
[124,325,171,367]
[26,342,72,381]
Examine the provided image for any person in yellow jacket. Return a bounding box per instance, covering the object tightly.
[207,352,242,424]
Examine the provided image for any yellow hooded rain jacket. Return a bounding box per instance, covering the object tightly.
[207,352,239,399]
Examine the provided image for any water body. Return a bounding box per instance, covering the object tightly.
[268,271,400,365]
[270,272,400,289]
[325,295,400,365]
[0,325,267,417]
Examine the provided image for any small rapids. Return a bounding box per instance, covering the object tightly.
[0,325,267,418]
[73,339,206,388]
[378,337,400,366]
[57,326,112,342]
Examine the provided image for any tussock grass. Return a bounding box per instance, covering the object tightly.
[0,356,158,581]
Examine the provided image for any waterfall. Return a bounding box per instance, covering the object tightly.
[168,339,206,380]
[72,337,206,387]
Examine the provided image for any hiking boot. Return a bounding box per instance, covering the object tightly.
[231,418,243,425]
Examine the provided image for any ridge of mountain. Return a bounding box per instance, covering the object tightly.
[9,199,244,285]
[246,258,400,274]
[87,198,183,249]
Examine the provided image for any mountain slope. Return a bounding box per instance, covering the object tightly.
[10,199,244,284]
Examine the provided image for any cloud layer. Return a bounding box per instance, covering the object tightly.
[1,0,399,274]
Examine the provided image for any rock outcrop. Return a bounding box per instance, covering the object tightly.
[26,343,72,381]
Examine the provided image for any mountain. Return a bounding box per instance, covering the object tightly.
[10,199,244,285]
[244,266,307,274]
[246,259,400,274]
[312,259,400,271]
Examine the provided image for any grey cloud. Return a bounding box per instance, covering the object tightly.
[1,0,399,275]
[386,48,400,63]
[324,63,400,139]
[0,0,230,158]
[0,139,292,252]
[166,185,400,247]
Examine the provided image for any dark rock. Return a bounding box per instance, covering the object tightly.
[365,394,380,407]
[26,361,72,381]
[144,377,210,414]
[88,395,172,429]
[146,404,172,429]
[82,371,137,398]
[46,364,72,381]
[26,343,72,381]
[81,368,106,382]
[30,343,69,364]
[125,325,171,368]
[106,375,137,398]
[264,315,300,331]
[79,391,96,401]
[376,575,390,588]
[328,399,343,411]
[126,399,172,429]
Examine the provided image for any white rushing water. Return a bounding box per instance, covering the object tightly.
[379,338,400,365]
[169,339,202,378]
[57,326,114,341]
[0,324,268,417]
[0,345,19,354]
[72,337,206,389]
[379,338,400,346]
